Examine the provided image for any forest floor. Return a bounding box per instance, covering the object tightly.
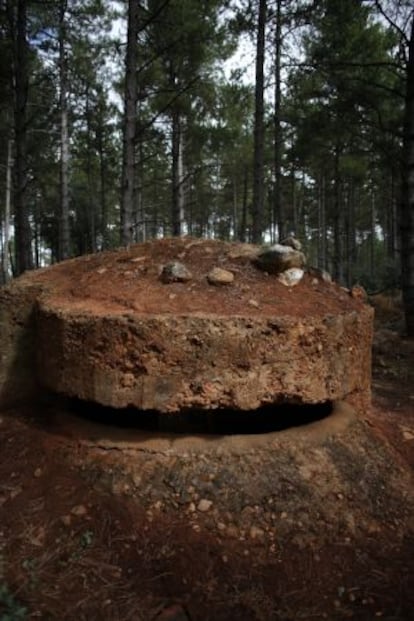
[0,295,413,621]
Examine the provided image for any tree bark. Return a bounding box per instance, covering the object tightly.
[239,166,248,242]
[121,0,139,246]
[252,0,267,244]
[58,0,70,261]
[13,0,33,275]
[171,109,185,236]
[97,120,108,249]
[333,147,343,283]
[317,174,326,270]
[401,13,414,336]
[273,0,284,241]
[1,140,13,283]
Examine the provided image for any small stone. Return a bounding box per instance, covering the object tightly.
[188,502,196,513]
[96,267,107,274]
[207,267,234,286]
[226,525,239,538]
[278,268,304,287]
[227,244,260,261]
[60,515,71,527]
[10,487,22,499]
[34,467,42,478]
[222,554,228,563]
[160,261,192,284]
[254,244,306,275]
[308,266,332,282]
[250,526,265,540]
[280,236,302,251]
[248,299,259,308]
[351,284,367,301]
[71,504,87,517]
[401,427,414,441]
[217,522,226,531]
[197,498,213,512]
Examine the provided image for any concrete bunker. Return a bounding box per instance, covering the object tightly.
[0,237,374,445]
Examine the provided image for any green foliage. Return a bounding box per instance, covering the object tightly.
[0,583,27,621]
[0,0,409,293]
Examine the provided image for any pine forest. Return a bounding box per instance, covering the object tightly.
[1,0,413,334]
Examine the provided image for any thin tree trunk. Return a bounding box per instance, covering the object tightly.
[252,0,266,244]
[85,87,96,253]
[370,189,376,283]
[14,0,33,274]
[317,174,326,270]
[1,139,13,283]
[121,0,139,246]
[136,120,144,242]
[97,122,108,249]
[273,0,284,241]
[232,176,238,240]
[58,0,70,260]
[239,166,248,242]
[333,148,343,283]
[292,168,297,237]
[344,180,355,288]
[171,109,184,236]
[401,13,414,336]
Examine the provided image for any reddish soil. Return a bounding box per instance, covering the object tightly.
[0,250,413,621]
[26,237,365,317]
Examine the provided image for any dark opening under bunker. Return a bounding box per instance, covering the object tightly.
[46,395,334,436]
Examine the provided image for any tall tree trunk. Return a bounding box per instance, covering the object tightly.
[386,171,396,260]
[273,0,284,241]
[97,122,108,249]
[345,179,355,288]
[1,139,13,283]
[317,174,326,270]
[171,109,185,236]
[13,0,33,275]
[121,0,139,246]
[252,0,266,244]
[232,176,238,240]
[401,13,414,336]
[370,189,376,283]
[58,0,70,261]
[136,120,145,242]
[239,166,248,242]
[85,86,96,253]
[333,148,343,283]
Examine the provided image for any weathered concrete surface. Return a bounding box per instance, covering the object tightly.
[0,281,42,409]
[0,238,374,414]
[35,299,373,412]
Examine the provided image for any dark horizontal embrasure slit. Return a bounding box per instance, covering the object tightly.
[46,395,333,436]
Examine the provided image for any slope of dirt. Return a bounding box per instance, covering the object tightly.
[22,237,366,318]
